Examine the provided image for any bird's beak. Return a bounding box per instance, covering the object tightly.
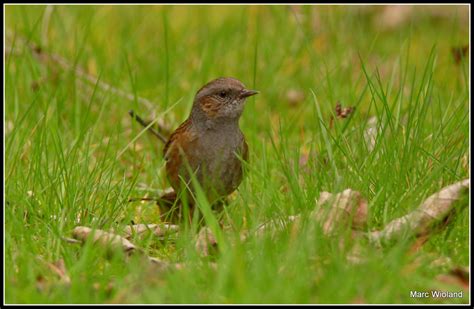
[240,89,259,99]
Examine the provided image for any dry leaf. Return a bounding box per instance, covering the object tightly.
[72,226,139,254]
[375,6,468,30]
[335,102,354,119]
[70,226,183,269]
[451,45,468,65]
[119,224,179,239]
[312,189,368,235]
[346,241,366,265]
[195,227,218,257]
[448,267,469,288]
[148,257,184,271]
[436,266,469,291]
[286,89,305,106]
[375,5,413,30]
[368,179,469,245]
[45,259,71,285]
[35,274,47,292]
[241,190,368,241]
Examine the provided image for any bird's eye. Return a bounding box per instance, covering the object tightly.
[218,91,227,98]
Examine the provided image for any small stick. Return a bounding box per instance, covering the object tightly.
[129,110,168,144]
[128,196,162,202]
[5,29,173,134]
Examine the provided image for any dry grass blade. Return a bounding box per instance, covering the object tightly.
[247,215,300,240]
[36,256,72,285]
[46,259,71,285]
[364,116,378,152]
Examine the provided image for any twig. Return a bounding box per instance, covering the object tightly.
[5,29,172,134]
[117,98,181,159]
[129,110,167,143]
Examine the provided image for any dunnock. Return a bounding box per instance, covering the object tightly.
[158,77,258,221]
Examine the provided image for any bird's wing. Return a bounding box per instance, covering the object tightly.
[163,118,193,159]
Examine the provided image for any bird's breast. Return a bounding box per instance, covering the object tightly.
[192,130,246,194]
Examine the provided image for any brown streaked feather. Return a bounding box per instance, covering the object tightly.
[163,118,200,191]
[163,118,193,158]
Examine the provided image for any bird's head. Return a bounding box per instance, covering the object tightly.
[191,77,258,122]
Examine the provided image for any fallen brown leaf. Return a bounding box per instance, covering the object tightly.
[451,45,468,65]
[286,89,305,107]
[45,259,71,285]
[312,189,368,235]
[335,102,354,119]
[368,179,469,246]
[375,5,413,30]
[195,227,218,257]
[69,226,186,270]
[35,274,47,292]
[436,266,469,291]
[72,226,139,254]
[346,241,367,265]
[117,223,180,239]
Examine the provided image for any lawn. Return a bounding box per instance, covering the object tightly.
[4,4,470,304]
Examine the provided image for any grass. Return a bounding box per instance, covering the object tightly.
[4,4,470,304]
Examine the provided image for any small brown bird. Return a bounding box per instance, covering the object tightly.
[154,77,258,221]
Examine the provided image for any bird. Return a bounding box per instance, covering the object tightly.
[131,77,258,222]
